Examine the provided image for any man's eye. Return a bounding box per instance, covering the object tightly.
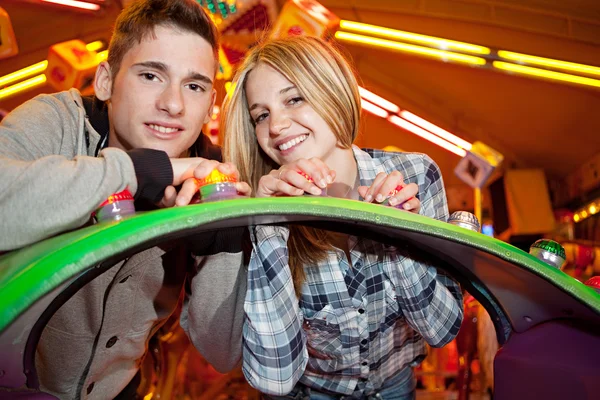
[188,83,205,92]
[141,73,157,81]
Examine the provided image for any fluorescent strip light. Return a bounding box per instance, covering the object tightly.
[340,20,491,55]
[359,87,400,113]
[335,31,487,66]
[400,110,472,150]
[388,115,467,157]
[493,61,600,89]
[41,0,100,11]
[0,61,48,87]
[0,75,47,101]
[361,99,389,118]
[498,50,600,78]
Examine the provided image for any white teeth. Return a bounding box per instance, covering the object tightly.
[149,124,179,134]
[278,134,307,151]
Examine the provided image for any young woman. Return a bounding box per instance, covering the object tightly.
[223,35,463,400]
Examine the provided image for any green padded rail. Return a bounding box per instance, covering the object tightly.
[1,197,599,333]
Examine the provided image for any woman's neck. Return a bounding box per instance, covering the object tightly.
[324,146,358,199]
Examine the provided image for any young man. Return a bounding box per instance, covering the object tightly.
[0,1,246,398]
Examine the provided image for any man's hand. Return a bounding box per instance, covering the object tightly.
[256,158,335,198]
[159,159,251,207]
[357,171,421,213]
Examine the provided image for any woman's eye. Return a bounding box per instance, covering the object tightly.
[255,113,268,124]
[288,96,303,105]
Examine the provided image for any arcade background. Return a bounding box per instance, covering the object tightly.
[1,1,599,399]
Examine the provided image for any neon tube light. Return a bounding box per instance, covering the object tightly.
[359,87,400,113]
[41,0,100,11]
[400,110,472,150]
[0,61,48,87]
[361,99,389,118]
[340,20,491,55]
[0,75,47,101]
[498,50,600,77]
[388,115,467,157]
[493,61,600,89]
[335,31,487,66]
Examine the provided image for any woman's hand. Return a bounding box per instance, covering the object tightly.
[256,158,335,198]
[358,171,421,213]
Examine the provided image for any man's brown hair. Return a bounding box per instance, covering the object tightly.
[108,0,219,78]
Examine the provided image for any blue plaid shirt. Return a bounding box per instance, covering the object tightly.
[243,147,463,397]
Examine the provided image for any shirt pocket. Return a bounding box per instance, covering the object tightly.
[303,304,344,360]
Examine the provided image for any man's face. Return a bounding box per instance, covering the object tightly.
[97,25,216,157]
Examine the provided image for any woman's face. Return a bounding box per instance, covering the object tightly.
[245,63,339,166]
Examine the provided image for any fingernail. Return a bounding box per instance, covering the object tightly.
[326,175,333,184]
[365,194,373,202]
[311,187,322,195]
[403,203,411,210]
[388,198,398,206]
[319,179,327,188]
[376,194,384,203]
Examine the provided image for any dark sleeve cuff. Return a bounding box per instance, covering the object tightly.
[127,148,173,203]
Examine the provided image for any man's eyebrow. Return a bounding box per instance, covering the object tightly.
[132,61,168,72]
[187,71,213,85]
[249,86,298,111]
[132,61,213,85]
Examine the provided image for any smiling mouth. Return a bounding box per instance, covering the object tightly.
[278,134,308,151]
[147,124,182,134]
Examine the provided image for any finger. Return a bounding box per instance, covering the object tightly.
[307,157,335,187]
[388,182,418,207]
[216,162,238,178]
[275,178,307,196]
[176,179,200,206]
[158,185,178,208]
[279,168,322,195]
[257,175,303,198]
[192,159,220,180]
[235,182,252,197]
[376,171,404,203]
[357,186,370,199]
[295,158,332,189]
[400,197,421,213]
[364,172,388,203]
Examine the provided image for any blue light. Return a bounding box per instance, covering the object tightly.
[482,224,494,237]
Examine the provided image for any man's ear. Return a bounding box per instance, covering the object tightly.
[203,88,217,124]
[94,61,113,101]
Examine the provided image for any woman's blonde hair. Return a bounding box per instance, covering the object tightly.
[222,35,362,294]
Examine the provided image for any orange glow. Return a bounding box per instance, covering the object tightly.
[41,0,100,11]
[85,40,104,52]
[96,50,108,63]
[388,116,467,157]
[400,111,472,150]
[359,87,400,113]
[195,169,237,187]
[361,99,389,118]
